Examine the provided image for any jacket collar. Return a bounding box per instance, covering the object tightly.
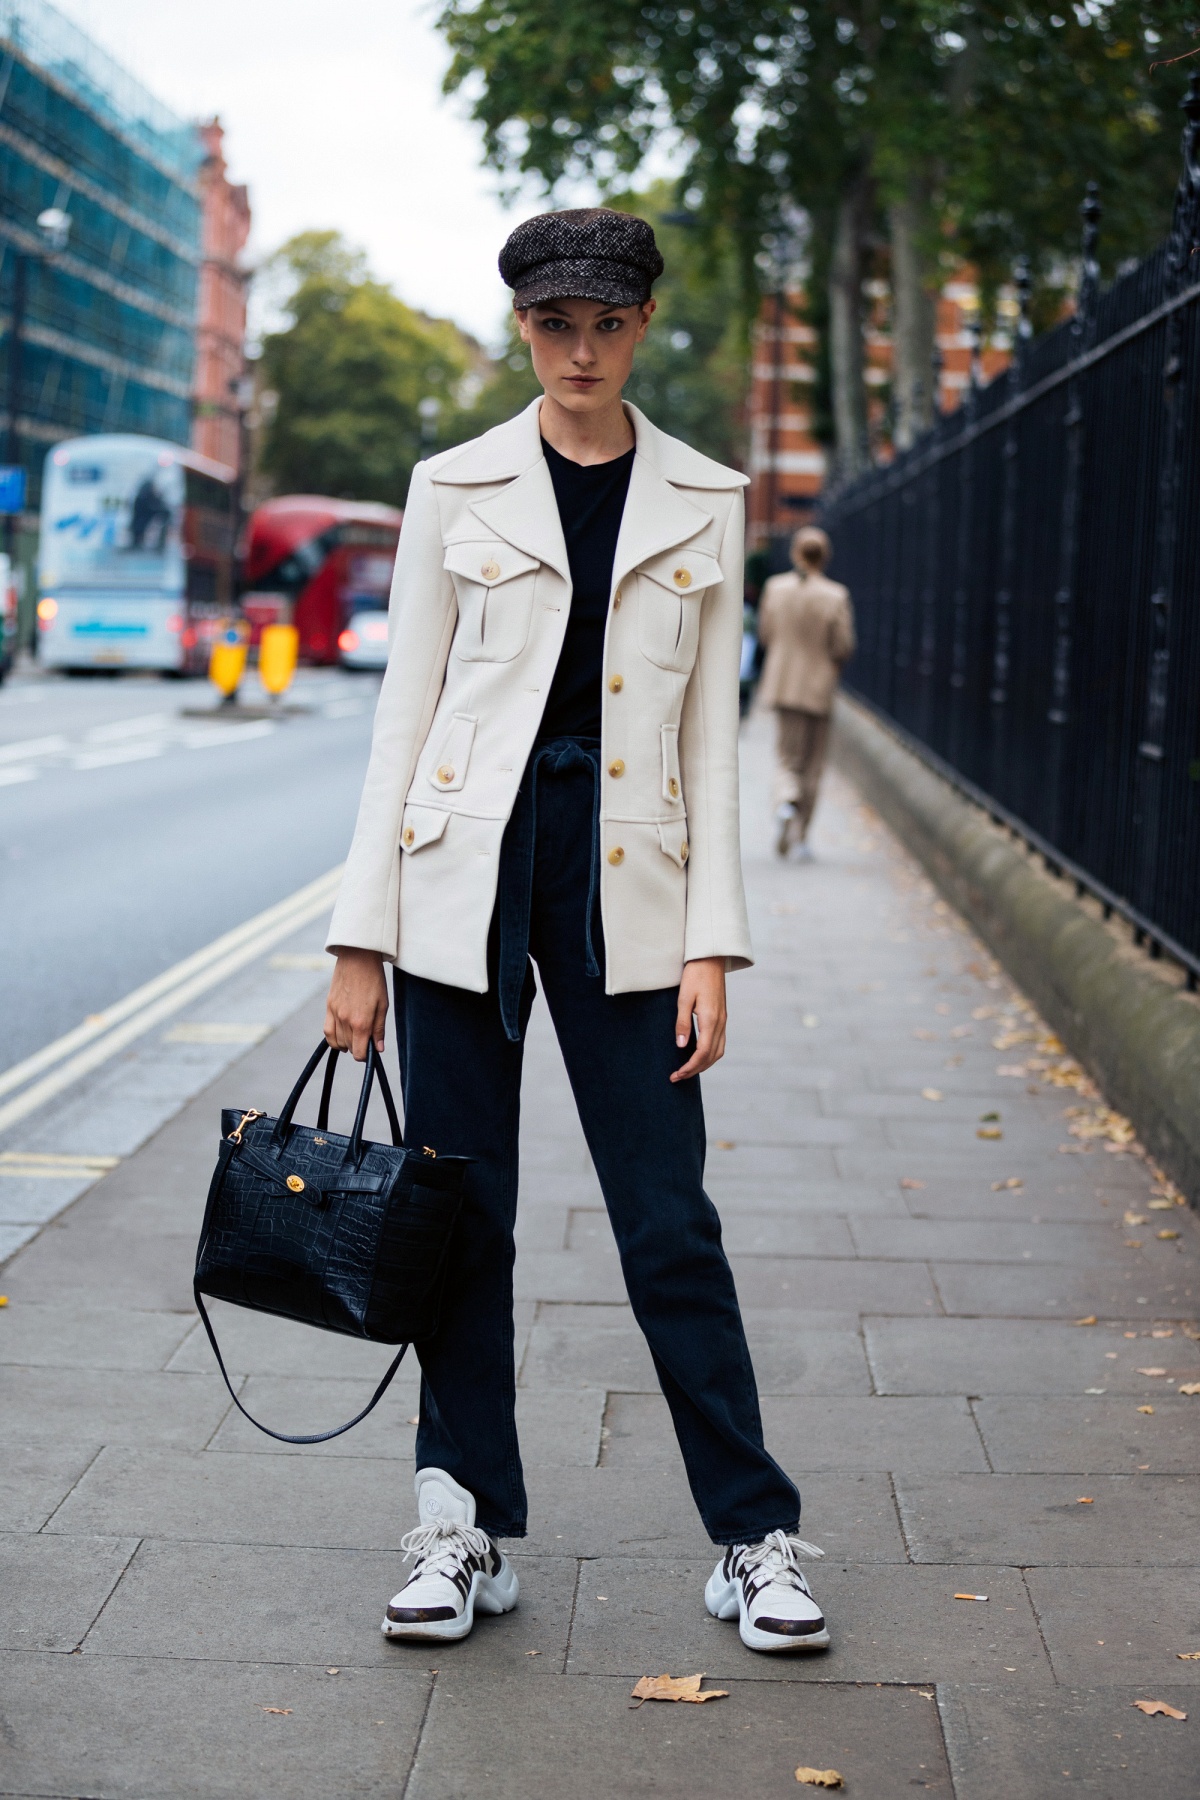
[427,397,746,587]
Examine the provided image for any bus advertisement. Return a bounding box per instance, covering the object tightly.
[36,435,236,673]
[240,496,402,669]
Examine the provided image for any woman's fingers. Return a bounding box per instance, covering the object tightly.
[670,1001,727,1081]
[324,951,388,1062]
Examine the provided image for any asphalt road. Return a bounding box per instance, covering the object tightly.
[0,664,381,1074]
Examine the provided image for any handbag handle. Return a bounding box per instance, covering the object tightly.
[274,1042,403,1165]
[194,1286,409,1444]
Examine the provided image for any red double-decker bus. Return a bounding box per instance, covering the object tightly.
[240,496,403,667]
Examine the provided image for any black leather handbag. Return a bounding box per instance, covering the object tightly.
[193,1040,467,1444]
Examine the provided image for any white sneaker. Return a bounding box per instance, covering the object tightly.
[705,1530,829,1652]
[382,1467,519,1642]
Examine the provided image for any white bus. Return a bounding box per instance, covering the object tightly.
[36,434,236,673]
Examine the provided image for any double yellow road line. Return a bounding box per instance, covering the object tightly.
[0,866,342,1137]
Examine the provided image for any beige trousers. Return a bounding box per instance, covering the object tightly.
[773,706,831,845]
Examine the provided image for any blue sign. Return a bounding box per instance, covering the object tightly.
[0,466,27,514]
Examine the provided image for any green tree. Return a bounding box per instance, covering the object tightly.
[258,231,476,503]
[437,0,1196,468]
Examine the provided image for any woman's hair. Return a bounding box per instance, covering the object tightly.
[792,526,831,570]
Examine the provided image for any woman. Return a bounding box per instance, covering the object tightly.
[324,209,828,1654]
[757,526,855,861]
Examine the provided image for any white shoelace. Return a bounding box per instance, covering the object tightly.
[738,1530,825,1592]
[399,1519,492,1583]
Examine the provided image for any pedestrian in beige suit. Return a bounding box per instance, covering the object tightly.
[757,527,855,859]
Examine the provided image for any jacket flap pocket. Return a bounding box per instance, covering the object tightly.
[401,804,451,853]
[638,548,724,596]
[443,541,539,587]
[657,820,690,869]
[426,712,476,794]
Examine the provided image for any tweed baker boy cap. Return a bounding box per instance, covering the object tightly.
[499,208,664,309]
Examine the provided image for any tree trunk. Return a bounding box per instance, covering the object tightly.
[889,178,937,450]
[828,176,869,478]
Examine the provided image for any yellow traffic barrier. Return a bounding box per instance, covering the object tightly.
[208,623,248,701]
[259,623,299,698]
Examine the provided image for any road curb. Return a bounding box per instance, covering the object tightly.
[831,694,1200,1206]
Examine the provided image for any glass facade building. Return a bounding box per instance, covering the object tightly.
[0,0,202,536]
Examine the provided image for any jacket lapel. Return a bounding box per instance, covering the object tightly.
[468,457,571,585]
[611,450,713,595]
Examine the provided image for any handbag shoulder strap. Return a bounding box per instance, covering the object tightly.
[193,1288,408,1445]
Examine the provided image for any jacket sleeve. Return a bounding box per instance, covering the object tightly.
[831,584,856,665]
[677,490,754,973]
[326,462,457,960]
[757,577,779,647]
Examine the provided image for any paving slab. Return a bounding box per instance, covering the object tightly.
[932,1258,1199,1319]
[864,1316,1200,1394]
[566,1559,1051,1687]
[0,1300,194,1369]
[975,1394,1200,1473]
[0,1533,136,1650]
[566,1204,858,1258]
[939,1683,1198,1800]
[851,1217,1131,1265]
[0,1651,430,1799]
[0,1442,102,1531]
[894,1473,1200,1565]
[2,1366,235,1450]
[408,1672,953,1800]
[1021,1565,1200,1686]
[604,1391,988,1473]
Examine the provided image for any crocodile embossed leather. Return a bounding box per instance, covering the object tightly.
[193,1041,468,1443]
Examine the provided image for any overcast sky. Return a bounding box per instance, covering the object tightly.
[53,0,549,347]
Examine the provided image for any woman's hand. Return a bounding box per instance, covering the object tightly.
[670,956,727,1082]
[325,948,388,1062]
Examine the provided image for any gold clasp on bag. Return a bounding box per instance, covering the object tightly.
[227,1109,264,1144]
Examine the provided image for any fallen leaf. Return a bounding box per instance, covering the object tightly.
[326,1667,339,1675]
[526,1650,542,1657]
[1077,1497,1094,1504]
[1073,1315,1098,1326]
[980,1110,1001,1121]
[630,1673,729,1707]
[994,1176,1024,1191]
[1125,1212,1148,1226]
[900,1178,926,1190]
[259,1707,292,1715]
[1136,1368,1168,1377]
[954,1592,989,1602]
[1158,1230,1180,1240]
[1176,1652,1200,1660]
[0,1295,7,1306]
[1178,1383,1200,1396]
[921,1088,943,1102]
[795,1770,843,1789]
[715,1140,736,1151]
[977,1127,1003,1140]
[1137,1405,1155,1415]
[1125,1240,1144,1249]
[1148,1200,1176,1211]
[1152,1330,1175,1338]
[1132,1701,1187,1720]
[1183,1325,1200,1341]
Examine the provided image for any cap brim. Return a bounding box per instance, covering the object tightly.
[512,258,650,310]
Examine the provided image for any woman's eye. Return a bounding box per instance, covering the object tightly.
[597,318,621,332]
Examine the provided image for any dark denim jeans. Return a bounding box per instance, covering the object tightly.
[393,747,800,1546]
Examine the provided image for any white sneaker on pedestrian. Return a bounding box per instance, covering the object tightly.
[704,1530,828,1652]
[774,803,796,857]
[382,1467,518,1642]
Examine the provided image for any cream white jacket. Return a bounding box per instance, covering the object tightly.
[326,398,754,994]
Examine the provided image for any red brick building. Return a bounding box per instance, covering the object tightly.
[746,272,1016,551]
[191,119,251,474]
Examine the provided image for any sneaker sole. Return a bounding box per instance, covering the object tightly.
[704,1571,830,1654]
[382,1563,519,1642]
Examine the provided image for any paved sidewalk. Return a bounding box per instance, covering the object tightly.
[2,714,1198,1799]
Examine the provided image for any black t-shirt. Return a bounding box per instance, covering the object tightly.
[537,437,634,741]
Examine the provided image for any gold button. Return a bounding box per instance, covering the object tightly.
[609,675,623,693]
[608,758,625,778]
[403,826,415,846]
[286,1173,305,1193]
[608,846,625,865]
[480,559,500,580]
[680,840,689,863]
[437,765,455,784]
[668,777,679,798]
[673,567,692,588]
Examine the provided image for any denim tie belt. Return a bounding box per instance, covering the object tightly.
[495,736,602,1042]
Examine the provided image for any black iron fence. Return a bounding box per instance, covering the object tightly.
[822,75,1200,986]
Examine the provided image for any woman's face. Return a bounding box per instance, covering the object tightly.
[517,297,655,413]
